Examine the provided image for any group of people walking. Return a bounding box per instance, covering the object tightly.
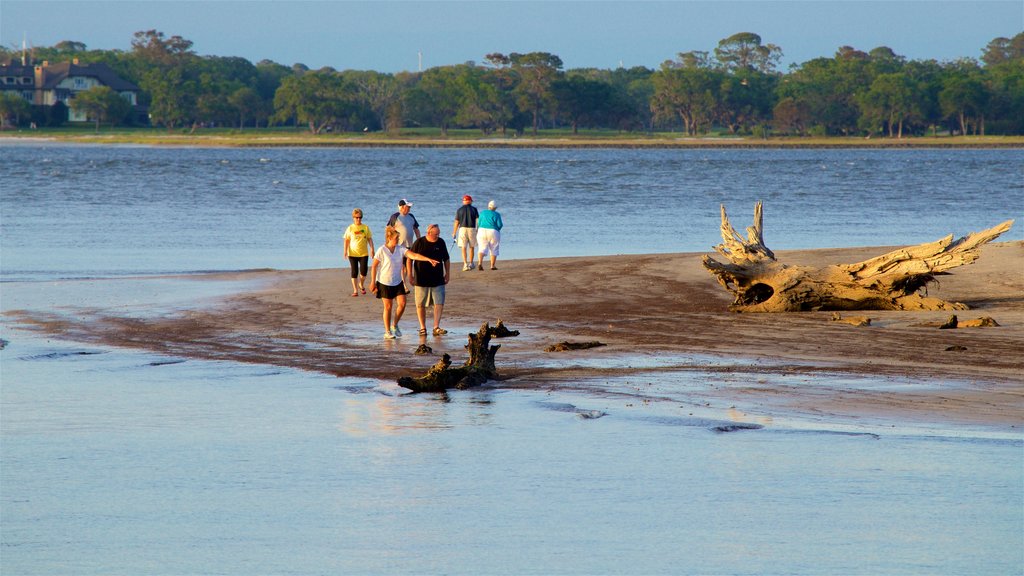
[343,196,503,340]
[452,195,504,271]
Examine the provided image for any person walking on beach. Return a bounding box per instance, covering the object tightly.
[408,224,451,336]
[371,226,440,340]
[386,199,421,248]
[451,194,479,271]
[476,200,504,270]
[343,208,374,297]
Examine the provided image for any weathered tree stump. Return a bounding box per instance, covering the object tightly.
[702,202,1013,313]
[397,321,519,393]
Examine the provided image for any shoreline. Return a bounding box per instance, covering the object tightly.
[5,242,1022,433]
[3,133,1024,149]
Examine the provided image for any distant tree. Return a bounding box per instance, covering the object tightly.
[835,46,870,61]
[0,92,32,128]
[551,74,615,134]
[665,51,713,70]
[984,53,1024,134]
[482,53,520,135]
[349,70,402,132]
[857,72,920,137]
[866,46,906,76]
[651,65,716,135]
[452,66,508,135]
[939,68,989,135]
[54,40,88,52]
[714,32,782,73]
[624,76,655,132]
[144,67,197,130]
[773,97,811,135]
[509,52,563,134]
[273,72,353,133]
[130,30,194,68]
[70,85,131,131]
[981,32,1024,66]
[779,54,870,135]
[716,70,777,134]
[228,86,266,129]
[255,60,292,99]
[404,66,463,136]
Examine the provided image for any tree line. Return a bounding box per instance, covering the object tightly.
[2,30,1023,136]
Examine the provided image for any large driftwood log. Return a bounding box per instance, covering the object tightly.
[702,202,1013,313]
[397,320,520,393]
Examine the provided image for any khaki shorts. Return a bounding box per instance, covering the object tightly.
[456,227,477,248]
[414,284,446,307]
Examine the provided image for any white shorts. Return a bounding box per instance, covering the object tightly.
[477,228,500,256]
[456,227,477,248]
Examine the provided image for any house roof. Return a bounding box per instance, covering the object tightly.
[38,62,139,92]
[0,64,35,78]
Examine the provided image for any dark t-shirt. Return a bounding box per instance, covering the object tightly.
[455,204,479,227]
[409,237,450,287]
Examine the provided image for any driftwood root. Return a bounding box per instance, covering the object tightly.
[702,202,1013,313]
[397,321,519,393]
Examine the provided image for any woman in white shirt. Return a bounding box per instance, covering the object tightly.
[371,225,440,340]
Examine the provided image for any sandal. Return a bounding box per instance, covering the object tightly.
[433,327,448,335]
[361,288,366,294]
[418,328,427,336]
[490,267,498,270]
[350,292,359,297]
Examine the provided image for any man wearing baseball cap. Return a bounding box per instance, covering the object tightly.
[387,199,421,249]
[451,194,479,271]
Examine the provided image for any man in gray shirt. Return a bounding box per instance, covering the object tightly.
[386,198,421,248]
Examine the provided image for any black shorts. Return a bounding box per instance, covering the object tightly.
[375,282,407,299]
[348,256,369,278]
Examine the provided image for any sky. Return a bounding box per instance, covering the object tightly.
[2,1,1022,72]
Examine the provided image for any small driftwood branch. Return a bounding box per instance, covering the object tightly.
[545,341,607,352]
[702,202,1013,313]
[397,320,519,393]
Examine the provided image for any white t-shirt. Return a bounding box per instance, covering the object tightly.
[374,244,407,286]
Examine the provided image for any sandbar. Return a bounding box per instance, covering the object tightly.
[8,243,1023,432]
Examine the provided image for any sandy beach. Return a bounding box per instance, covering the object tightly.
[8,242,1023,431]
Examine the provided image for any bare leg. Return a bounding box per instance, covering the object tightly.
[393,294,406,328]
[381,298,393,333]
[416,305,427,332]
[351,276,359,295]
[490,255,497,269]
[433,304,444,330]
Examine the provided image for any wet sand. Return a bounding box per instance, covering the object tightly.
[8,242,1023,432]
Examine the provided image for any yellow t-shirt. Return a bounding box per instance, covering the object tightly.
[344,224,372,257]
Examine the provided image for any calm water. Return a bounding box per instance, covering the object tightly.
[1,142,1021,278]
[1,144,1022,574]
